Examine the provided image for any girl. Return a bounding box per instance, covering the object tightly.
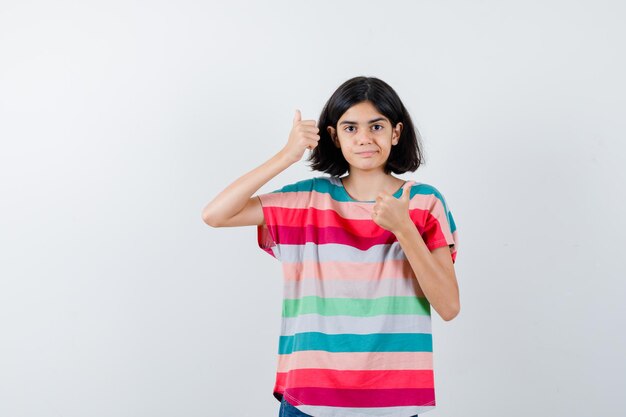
[202,76,459,417]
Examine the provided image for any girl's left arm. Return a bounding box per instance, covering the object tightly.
[393,220,460,321]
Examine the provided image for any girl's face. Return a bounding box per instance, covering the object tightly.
[327,101,403,174]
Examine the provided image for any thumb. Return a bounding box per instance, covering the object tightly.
[402,181,414,199]
[293,109,301,126]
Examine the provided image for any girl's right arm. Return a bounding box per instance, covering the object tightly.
[201,109,320,228]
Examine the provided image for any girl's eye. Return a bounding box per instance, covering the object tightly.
[344,125,384,132]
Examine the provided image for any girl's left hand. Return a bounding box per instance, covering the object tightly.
[372,181,416,234]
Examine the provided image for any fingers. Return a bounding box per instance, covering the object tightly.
[294,111,319,139]
[293,109,318,127]
[297,124,319,136]
[402,181,413,199]
[292,108,320,151]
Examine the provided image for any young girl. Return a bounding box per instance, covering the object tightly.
[202,76,459,417]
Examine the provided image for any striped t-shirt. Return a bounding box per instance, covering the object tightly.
[256,175,458,417]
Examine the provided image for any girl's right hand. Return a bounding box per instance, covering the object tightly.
[280,109,320,164]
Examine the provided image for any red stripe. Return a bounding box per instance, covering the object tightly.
[275,368,434,390]
[273,206,431,235]
[275,372,285,389]
[422,212,448,248]
[267,207,437,250]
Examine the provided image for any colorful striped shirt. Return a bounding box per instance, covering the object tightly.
[256,175,458,417]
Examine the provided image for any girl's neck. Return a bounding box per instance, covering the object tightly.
[340,171,405,201]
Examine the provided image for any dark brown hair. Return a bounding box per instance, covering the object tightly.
[307,76,425,176]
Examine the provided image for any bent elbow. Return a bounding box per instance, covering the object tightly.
[201,209,221,228]
[441,303,460,322]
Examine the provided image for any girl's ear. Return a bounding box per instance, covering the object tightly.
[393,122,403,144]
[327,126,340,147]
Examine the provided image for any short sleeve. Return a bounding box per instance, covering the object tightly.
[256,187,285,261]
[255,178,315,262]
[422,186,459,264]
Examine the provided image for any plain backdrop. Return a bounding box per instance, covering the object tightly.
[1,0,625,416]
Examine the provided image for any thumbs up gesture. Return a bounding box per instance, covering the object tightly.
[372,181,416,234]
[280,109,321,165]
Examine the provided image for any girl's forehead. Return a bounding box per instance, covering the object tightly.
[340,102,389,123]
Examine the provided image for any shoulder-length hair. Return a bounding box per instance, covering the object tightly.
[307,76,425,176]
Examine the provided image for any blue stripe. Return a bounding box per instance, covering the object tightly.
[278,331,433,354]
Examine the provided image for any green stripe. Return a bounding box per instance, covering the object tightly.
[278,332,433,354]
[282,296,431,317]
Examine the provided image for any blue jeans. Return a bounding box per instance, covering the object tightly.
[279,396,418,417]
[279,396,312,416]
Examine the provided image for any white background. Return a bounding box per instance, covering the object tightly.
[1,0,625,416]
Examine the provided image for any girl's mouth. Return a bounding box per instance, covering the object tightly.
[357,151,377,157]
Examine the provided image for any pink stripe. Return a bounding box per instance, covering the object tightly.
[260,189,437,219]
[260,189,435,237]
[282,387,435,407]
[277,350,433,372]
[282,258,419,283]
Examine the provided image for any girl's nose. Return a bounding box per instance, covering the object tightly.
[356,131,373,144]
